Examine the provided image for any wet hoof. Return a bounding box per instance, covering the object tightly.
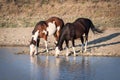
[30,54,33,56]
[84,50,87,53]
[66,53,70,57]
[30,52,34,56]
[46,50,49,53]
[74,54,77,57]
[34,52,39,55]
[55,54,59,58]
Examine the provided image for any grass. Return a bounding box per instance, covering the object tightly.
[0,0,119,28]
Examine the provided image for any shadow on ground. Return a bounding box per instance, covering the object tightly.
[88,32,120,49]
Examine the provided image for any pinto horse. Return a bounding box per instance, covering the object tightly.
[55,18,102,57]
[30,17,64,56]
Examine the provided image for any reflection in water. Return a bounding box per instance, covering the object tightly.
[30,56,40,80]
[58,57,91,80]
[30,56,60,80]
[30,56,91,80]
[81,57,91,80]
[1,48,120,80]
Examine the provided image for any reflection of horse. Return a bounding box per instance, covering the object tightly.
[30,56,60,80]
[55,18,102,57]
[30,17,64,56]
[30,56,91,80]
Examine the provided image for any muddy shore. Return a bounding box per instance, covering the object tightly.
[0,28,120,57]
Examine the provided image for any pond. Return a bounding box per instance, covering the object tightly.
[0,47,120,80]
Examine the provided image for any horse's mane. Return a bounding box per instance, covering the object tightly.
[32,21,48,35]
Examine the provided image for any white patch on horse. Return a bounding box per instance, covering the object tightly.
[85,41,87,52]
[33,30,39,41]
[57,26,60,31]
[72,47,76,56]
[44,40,48,52]
[47,21,56,36]
[66,47,70,56]
[55,47,60,57]
[42,30,47,35]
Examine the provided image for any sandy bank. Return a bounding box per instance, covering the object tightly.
[0,28,120,56]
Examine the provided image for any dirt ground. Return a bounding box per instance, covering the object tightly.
[0,27,120,56]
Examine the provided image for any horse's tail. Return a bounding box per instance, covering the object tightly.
[90,21,103,34]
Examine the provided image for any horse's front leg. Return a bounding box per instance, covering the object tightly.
[54,27,60,45]
[65,40,70,56]
[84,34,88,52]
[44,35,49,53]
[80,36,84,53]
[34,38,40,55]
[34,46,38,55]
[54,32,59,45]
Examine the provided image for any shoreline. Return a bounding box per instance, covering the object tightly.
[0,27,120,57]
[1,45,120,57]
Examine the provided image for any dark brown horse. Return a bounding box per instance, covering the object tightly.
[55,18,102,57]
[30,17,64,56]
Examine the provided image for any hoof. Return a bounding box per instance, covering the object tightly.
[30,53,34,57]
[30,53,34,56]
[34,52,38,55]
[66,53,70,57]
[74,54,76,57]
[30,54,33,56]
[55,54,59,58]
[84,50,87,53]
[84,48,87,53]
[46,50,49,53]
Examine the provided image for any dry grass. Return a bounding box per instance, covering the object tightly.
[0,0,120,28]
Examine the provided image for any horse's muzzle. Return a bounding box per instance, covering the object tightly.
[30,44,38,56]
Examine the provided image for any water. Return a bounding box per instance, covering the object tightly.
[0,47,120,80]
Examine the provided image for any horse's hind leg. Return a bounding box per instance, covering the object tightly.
[80,36,84,53]
[84,34,88,52]
[71,39,76,56]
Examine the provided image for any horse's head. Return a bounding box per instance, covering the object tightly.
[30,30,39,56]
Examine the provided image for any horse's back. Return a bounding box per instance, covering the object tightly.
[75,18,92,27]
[64,18,92,38]
[46,17,64,28]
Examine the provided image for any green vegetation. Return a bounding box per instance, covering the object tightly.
[0,0,120,28]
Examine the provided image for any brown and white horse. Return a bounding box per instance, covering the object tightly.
[30,17,64,56]
[55,18,103,57]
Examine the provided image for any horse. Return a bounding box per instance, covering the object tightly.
[55,18,102,57]
[30,17,64,56]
